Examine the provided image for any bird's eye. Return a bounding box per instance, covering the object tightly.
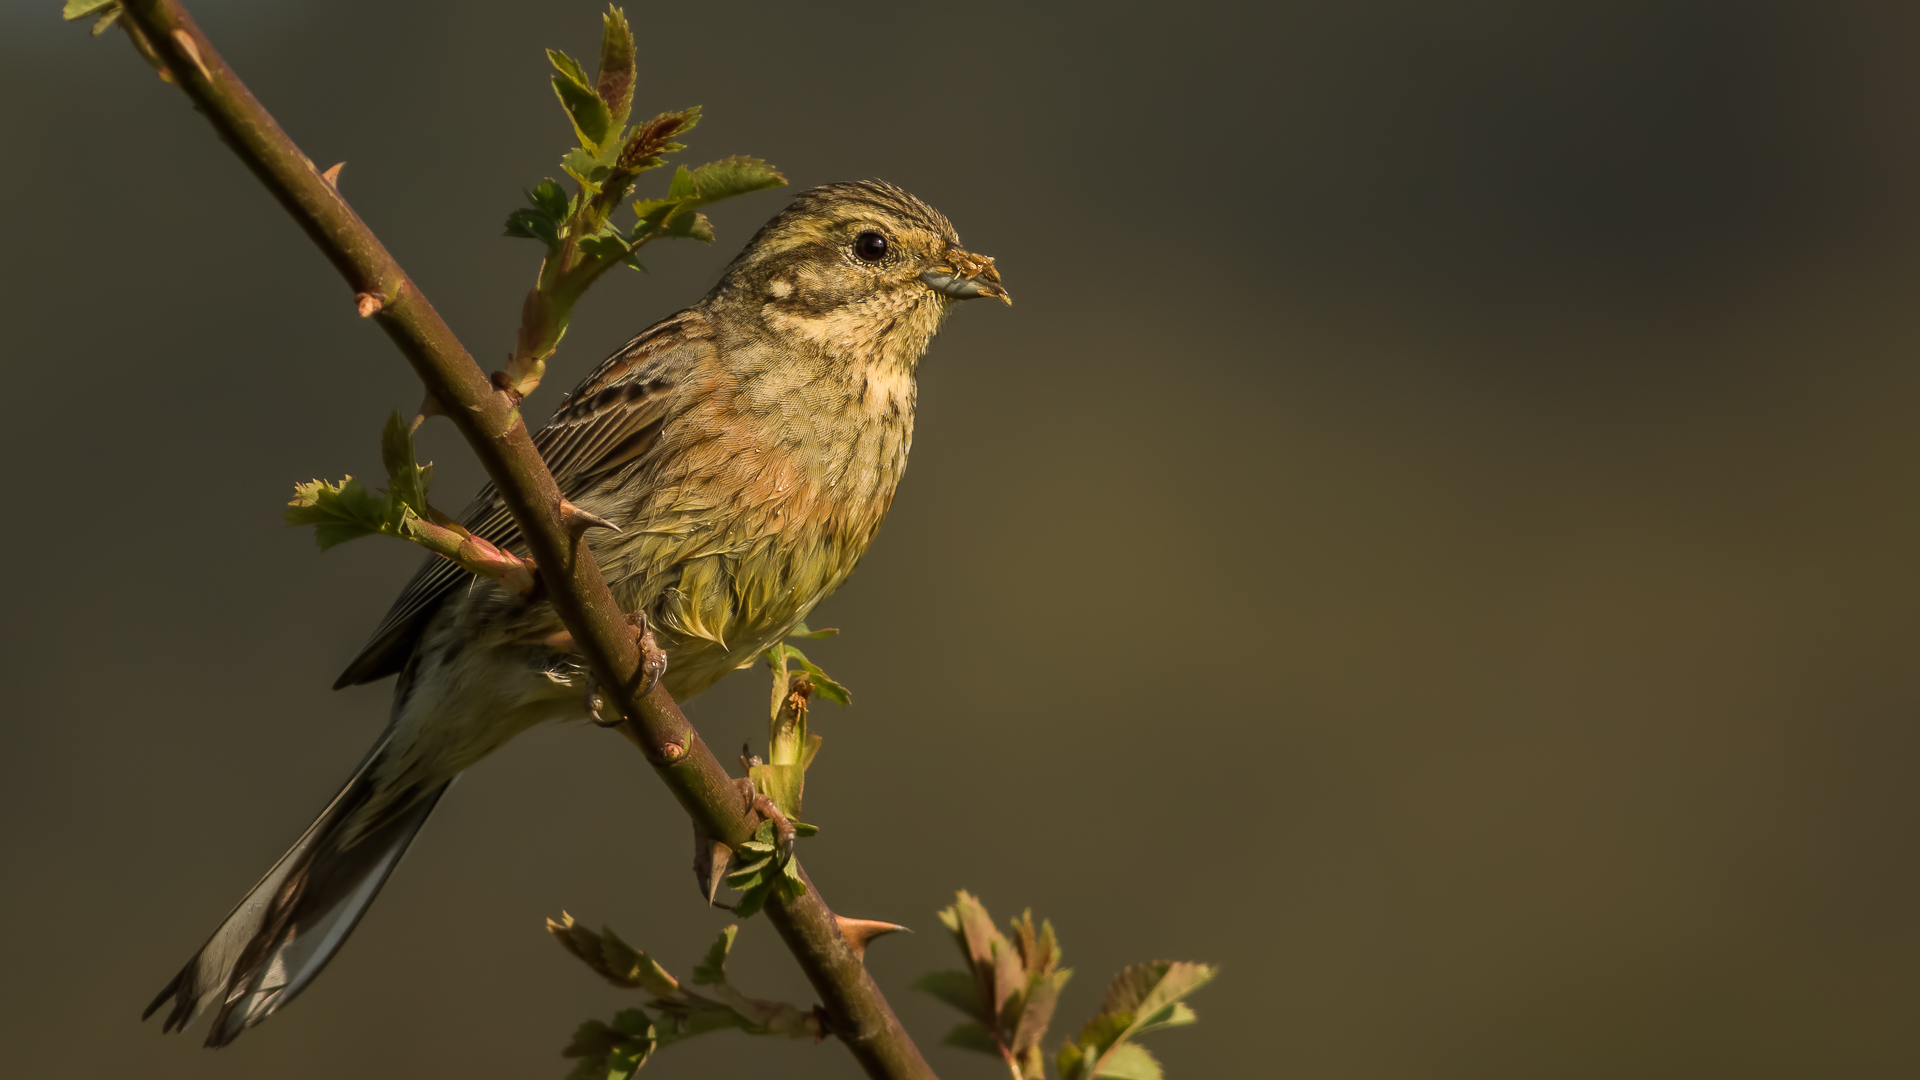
[853,231,890,263]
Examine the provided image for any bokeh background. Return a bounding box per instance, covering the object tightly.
[3,1,1917,1076]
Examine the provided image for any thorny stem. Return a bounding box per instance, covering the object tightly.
[111,4,936,1078]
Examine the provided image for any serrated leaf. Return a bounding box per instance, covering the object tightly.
[610,1007,653,1038]
[1129,1001,1197,1037]
[691,926,737,986]
[615,107,700,175]
[530,178,570,221]
[562,1019,624,1059]
[680,156,787,204]
[595,5,635,129]
[1094,1042,1164,1080]
[379,410,429,517]
[285,475,393,549]
[561,146,603,188]
[912,970,987,1021]
[1011,968,1071,1055]
[1070,1012,1132,1061]
[1058,1042,1090,1080]
[579,228,633,260]
[659,210,714,243]
[941,1022,1002,1056]
[503,207,558,246]
[631,197,676,233]
[730,881,770,919]
[779,857,807,898]
[1112,961,1217,1027]
[547,48,590,90]
[552,65,613,152]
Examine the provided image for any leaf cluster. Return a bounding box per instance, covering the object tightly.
[496,5,784,401]
[284,411,436,549]
[915,891,1072,1079]
[718,818,810,920]
[1055,962,1216,1080]
[550,915,821,1079]
[916,892,1216,1080]
[285,411,534,595]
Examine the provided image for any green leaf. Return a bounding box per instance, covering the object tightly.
[561,146,609,189]
[615,107,700,175]
[505,180,568,245]
[787,623,839,639]
[551,51,613,152]
[595,5,635,131]
[941,1022,1002,1056]
[779,645,852,706]
[911,970,986,1021]
[600,926,681,998]
[579,227,633,260]
[662,160,785,209]
[779,856,807,895]
[378,410,429,517]
[1059,1041,1090,1080]
[560,1013,655,1080]
[749,762,804,819]
[678,156,787,205]
[1094,1042,1164,1080]
[530,178,570,221]
[547,47,590,90]
[691,926,737,986]
[610,1008,653,1038]
[730,880,771,919]
[503,207,558,246]
[1105,961,1218,1028]
[1129,1001,1197,1038]
[285,475,394,549]
[659,209,715,243]
[61,0,116,20]
[1011,968,1072,1056]
[1066,1012,1131,1069]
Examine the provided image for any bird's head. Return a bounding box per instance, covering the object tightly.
[708,180,1007,366]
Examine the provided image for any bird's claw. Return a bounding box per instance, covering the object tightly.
[629,611,667,699]
[748,788,798,867]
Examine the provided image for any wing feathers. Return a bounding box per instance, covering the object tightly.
[334,311,710,687]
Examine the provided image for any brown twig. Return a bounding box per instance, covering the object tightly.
[110,4,935,1077]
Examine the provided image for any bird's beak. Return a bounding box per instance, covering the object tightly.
[922,247,1010,305]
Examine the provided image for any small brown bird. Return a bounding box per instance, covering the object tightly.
[145,180,1007,1045]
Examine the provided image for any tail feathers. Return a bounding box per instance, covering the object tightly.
[144,755,450,1047]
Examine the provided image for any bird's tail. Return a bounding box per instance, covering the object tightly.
[143,742,450,1047]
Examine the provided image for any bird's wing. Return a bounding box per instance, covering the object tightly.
[333,308,713,688]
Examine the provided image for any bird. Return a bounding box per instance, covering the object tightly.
[144,180,1008,1046]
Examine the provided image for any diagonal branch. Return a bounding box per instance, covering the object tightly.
[110,3,934,1077]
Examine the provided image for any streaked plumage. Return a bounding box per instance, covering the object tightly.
[145,181,1006,1045]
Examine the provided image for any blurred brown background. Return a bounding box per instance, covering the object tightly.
[3,0,1917,1076]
